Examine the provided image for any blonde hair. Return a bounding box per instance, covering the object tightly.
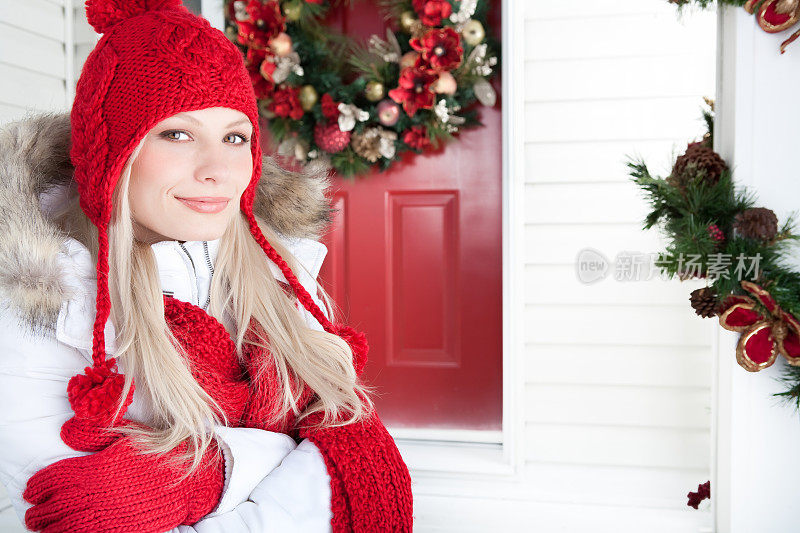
[52,139,374,480]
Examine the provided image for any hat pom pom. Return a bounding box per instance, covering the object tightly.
[67,358,134,423]
[85,0,185,34]
[333,324,369,376]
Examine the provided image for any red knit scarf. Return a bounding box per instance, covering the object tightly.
[62,295,413,532]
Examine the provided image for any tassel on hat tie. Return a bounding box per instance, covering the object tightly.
[330,323,369,376]
[66,358,134,423]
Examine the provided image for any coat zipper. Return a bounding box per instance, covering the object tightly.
[177,241,212,310]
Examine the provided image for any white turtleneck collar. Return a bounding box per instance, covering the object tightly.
[150,238,221,311]
[53,233,328,357]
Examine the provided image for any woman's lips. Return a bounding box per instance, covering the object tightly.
[175,197,230,214]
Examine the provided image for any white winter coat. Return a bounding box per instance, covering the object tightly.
[0,234,333,532]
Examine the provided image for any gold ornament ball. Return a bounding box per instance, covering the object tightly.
[400,11,418,33]
[299,85,319,111]
[400,51,419,70]
[283,0,303,22]
[462,20,486,46]
[432,71,457,95]
[365,81,385,102]
[270,32,293,57]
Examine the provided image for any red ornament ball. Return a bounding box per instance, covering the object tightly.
[314,121,351,153]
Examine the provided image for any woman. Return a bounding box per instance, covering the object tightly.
[0,0,412,531]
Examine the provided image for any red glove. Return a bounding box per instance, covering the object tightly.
[21,296,248,531]
[23,419,225,532]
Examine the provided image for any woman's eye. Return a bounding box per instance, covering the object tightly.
[160,130,249,144]
[226,133,250,145]
[161,130,190,141]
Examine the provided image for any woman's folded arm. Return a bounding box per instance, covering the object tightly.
[171,438,332,533]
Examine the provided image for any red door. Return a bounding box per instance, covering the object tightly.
[291,3,502,431]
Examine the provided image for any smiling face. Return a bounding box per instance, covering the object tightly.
[129,107,255,244]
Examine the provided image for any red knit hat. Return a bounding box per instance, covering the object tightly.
[67,0,367,424]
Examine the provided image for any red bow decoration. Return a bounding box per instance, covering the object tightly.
[745,0,800,53]
[718,280,800,371]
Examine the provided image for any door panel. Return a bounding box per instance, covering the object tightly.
[289,2,503,430]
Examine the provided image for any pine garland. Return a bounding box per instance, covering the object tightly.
[630,99,800,408]
[669,0,800,53]
[670,0,748,9]
[224,0,501,178]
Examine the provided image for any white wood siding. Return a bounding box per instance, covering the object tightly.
[72,1,98,84]
[408,1,717,532]
[0,0,66,123]
[519,0,715,527]
[0,0,94,126]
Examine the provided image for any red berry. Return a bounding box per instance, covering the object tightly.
[707,224,725,242]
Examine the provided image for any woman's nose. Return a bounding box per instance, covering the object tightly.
[193,144,232,183]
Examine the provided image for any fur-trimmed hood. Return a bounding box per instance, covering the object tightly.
[0,111,333,337]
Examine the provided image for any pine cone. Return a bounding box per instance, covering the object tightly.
[668,142,728,190]
[690,287,719,318]
[351,129,383,163]
[350,126,397,163]
[734,207,778,241]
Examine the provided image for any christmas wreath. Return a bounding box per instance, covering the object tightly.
[669,0,800,53]
[223,0,501,177]
[629,99,800,407]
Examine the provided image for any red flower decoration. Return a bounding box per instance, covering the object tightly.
[687,481,710,509]
[244,47,276,98]
[740,0,800,53]
[248,69,275,99]
[752,0,799,32]
[245,46,267,67]
[412,0,452,27]
[388,65,438,117]
[260,60,277,83]
[403,125,431,151]
[320,93,340,121]
[718,280,800,372]
[237,0,285,49]
[226,0,238,22]
[410,27,463,71]
[269,86,304,120]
